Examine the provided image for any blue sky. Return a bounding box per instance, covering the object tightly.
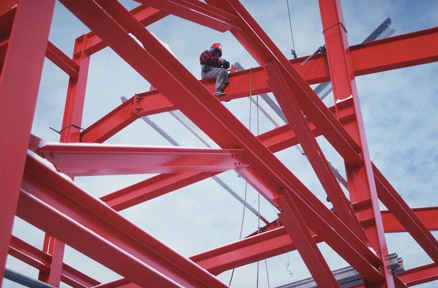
[5,0,438,287]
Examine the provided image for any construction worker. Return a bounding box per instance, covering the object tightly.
[200,43,230,97]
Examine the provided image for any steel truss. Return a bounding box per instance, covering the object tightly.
[1,0,438,287]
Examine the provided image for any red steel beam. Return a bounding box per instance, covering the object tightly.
[318,0,395,286]
[381,207,438,233]
[40,34,92,286]
[74,4,168,57]
[191,226,315,275]
[9,235,51,274]
[101,172,217,211]
[60,37,90,143]
[59,0,382,277]
[37,143,247,176]
[93,278,141,288]
[0,0,18,15]
[191,206,438,275]
[266,57,366,241]
[135,0,241,32]
[20,152,229,288]
[17,191,183,288]
[397,263,438,287]
[278,193,341,287]
[79,26,438,144]
[350,264,438,288]
[374,164,438,263]
[8,236,100,288]
[0,0,55,284]
[46,41,80,79]
[62,264,100,288]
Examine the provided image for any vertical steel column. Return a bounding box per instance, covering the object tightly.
[39,34,90,286]
[318,0,395,287]
[0,0,55,284]
[60,35,90,143]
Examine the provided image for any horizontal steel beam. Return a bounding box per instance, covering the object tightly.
[79,26,438,144]
[190,206,438,275]
[37,143,247,176]
[100,172,217,211]
[9,235,51,274]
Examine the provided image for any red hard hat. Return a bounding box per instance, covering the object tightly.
[211,43,222,51]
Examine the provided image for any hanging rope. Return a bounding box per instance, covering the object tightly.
[265,259,271,288]
[228,181,248,286]
[285,253,294,278]
[229,68,253,287]
[286,0,297,58]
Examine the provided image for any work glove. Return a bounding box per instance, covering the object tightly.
[219,58,230,69]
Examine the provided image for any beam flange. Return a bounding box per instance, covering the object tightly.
[37,143,247,176]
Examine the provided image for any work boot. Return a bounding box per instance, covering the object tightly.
[214,91,226,97]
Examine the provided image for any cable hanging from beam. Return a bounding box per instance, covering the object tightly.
[286,0,297,58]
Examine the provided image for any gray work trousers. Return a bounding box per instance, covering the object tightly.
[201,66,229,92]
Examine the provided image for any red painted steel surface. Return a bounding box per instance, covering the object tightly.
[278,193,342,287]
[2,1,438,287]
[8,206,437,283]
[0,1,55,284]
[37,143,247,175]
[9,236,100,287]
[20,153,229,288]
[101,172,218,211]
[318,0,395,286]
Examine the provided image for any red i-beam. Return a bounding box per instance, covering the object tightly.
[318,0,395,286]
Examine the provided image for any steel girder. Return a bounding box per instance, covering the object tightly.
[37,143,247,176]
[0,0,56,282]
[1,0,438,287]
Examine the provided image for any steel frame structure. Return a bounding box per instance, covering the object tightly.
[1,0,438,287]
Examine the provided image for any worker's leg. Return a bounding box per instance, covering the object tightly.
[215,68,229,92]
[202,68,229,93]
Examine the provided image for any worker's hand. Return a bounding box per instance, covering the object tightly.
[219,58,230,69]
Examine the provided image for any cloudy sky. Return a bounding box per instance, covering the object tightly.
[5,0,438,287]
